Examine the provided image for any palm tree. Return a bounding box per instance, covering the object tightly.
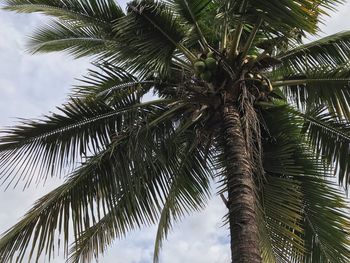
[1,0,350,262]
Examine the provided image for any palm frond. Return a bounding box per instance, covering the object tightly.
[0,97,176,188]
[261,103,350,262]
[277,82,350,122]
[153,138,212,263]
[277,31,350,74]
[261,176,304,262]
[262,123,306,261]
[27,20,117,58]
[0,110,211,263]
[297,107,350,187]
[113,0,193,77]
[165,0,211,25]
[72,63,137,98]
[270,63,350,121]
[165,0,212,47]
[0,140,163,262]
[68,130,212,263]
[225,0,343,36]
[301,173,350,263]
[3,0,124,27]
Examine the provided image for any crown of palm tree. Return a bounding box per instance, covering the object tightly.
[0,0,350,262]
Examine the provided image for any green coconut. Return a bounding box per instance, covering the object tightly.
[205,57,217,71]
[207,51,214,58]
[200,71,212,82]
[194,60,206,73]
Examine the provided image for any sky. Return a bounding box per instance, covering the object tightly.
[0,1,350,263]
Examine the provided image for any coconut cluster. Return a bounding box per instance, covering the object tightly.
[194,52,217,82]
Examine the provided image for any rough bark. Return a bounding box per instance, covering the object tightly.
[222,104,261,263]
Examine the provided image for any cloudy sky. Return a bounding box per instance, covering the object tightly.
[0,1,350,262]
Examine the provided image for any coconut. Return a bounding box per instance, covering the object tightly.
[194,60,206,73]
[200,71,212,82]
[205,57,217,71]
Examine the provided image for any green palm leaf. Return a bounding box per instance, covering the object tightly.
[153,138,212,263]
[165,0,212,47]
[299,107,350,187]
[0,97,176,188]
[261,104,350,262]
[27,21,117,58]
[68,131,212,263]
[272,74,350,120]
[3,0,124,26]
[225,0,342,35]
[0,104,205,262]
[114,0,194,76]
[72,63,137,98]
[277,31,350,74]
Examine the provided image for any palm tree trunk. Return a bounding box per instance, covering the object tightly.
[222,104,261,263]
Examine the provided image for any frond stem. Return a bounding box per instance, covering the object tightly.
[182,0,209,50]
[228,0,247,60]
[98,81,158,97]
[241,16,263,60]
[272,79,350,88]
[290,108,350,142]
[0,99,174,150]
[172,56,192,71]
